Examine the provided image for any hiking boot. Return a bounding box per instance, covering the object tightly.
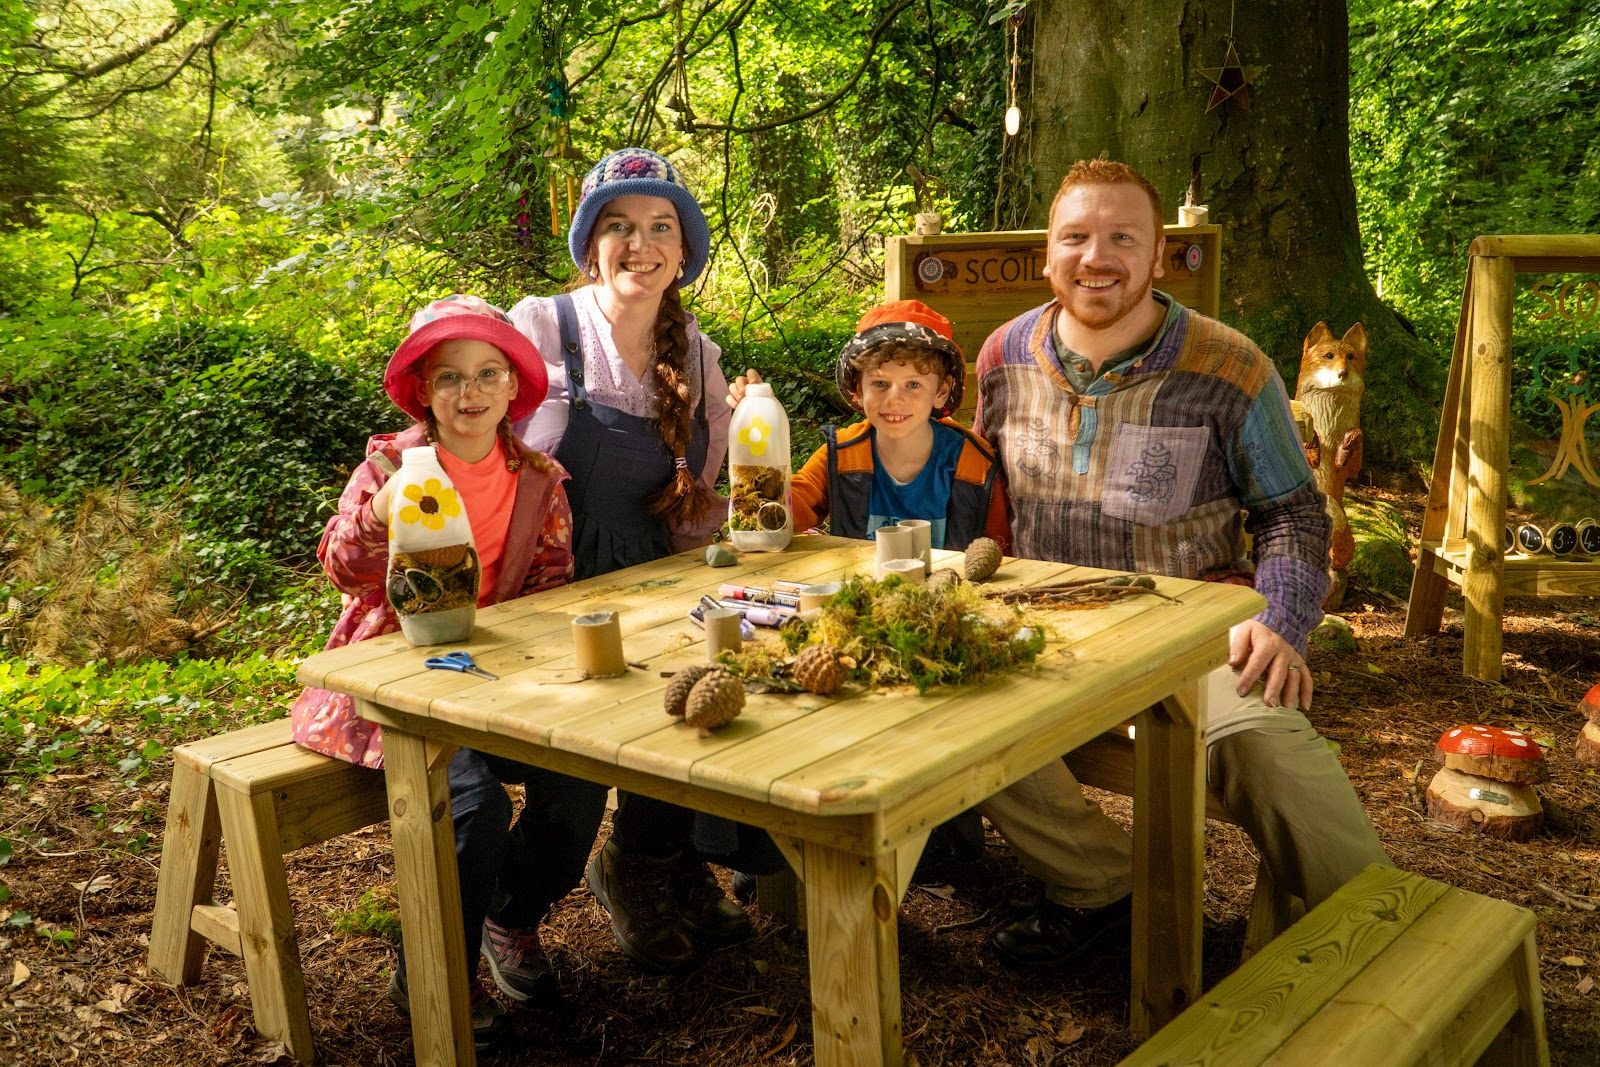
[671,855,754,946]
[387,968,510,1051]
[990,895,1133,969]
[731,870,759,906]
[585,839,696,973]
[481,917,556,1003]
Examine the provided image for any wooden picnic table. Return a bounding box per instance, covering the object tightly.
[297,535,1264,1066]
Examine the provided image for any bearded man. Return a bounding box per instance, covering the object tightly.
[969,159,1390,967]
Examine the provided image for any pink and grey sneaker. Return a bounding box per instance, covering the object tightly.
[480,917,556,1003]
[387,968,510,1050]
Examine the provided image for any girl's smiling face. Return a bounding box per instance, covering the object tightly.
[589,194,687,301]
[851,359,952,442]
[421,338,517,458]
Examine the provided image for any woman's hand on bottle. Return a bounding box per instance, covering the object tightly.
[369,479,397,526]
[726,367,764,409]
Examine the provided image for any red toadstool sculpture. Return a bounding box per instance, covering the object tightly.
[1426,724,1548,841]
[1577,683,1600,766]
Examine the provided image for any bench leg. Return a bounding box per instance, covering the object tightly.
[215,784,316,1063]
[149,760,221,986]
[1486,931,1551,1066]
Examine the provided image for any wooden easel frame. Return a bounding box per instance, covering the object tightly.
[1404,235,1600,680]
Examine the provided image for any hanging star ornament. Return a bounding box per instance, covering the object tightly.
[1197,40,1265,112]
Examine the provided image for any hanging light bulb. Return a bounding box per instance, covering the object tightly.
[1005,105,1021,136]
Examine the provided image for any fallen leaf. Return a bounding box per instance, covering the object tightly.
[917,883,956,900]
[741,1005,780,1017]
[71,875,114,895]
[10,961,28,989]
[1577,975,1595,995]
[1560,955,1587,967]
[1055,1017,1086,1044]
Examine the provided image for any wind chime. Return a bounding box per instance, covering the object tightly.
[542,67,584,237]
[663,0,696,131]
[1197,0,1265,113]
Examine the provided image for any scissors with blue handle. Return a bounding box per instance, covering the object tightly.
[423,651,498,680]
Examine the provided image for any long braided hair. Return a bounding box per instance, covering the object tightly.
[647,284,708,526]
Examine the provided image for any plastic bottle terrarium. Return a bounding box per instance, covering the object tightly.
[728,383,793,551]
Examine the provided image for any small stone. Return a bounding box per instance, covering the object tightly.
[705,544,738,568]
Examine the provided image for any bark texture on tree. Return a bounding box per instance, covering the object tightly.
[1016,0,1443,471]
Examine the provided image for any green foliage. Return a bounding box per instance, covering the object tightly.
[0,317,394,579]
[1350,0,1600,344]
[1346,494,1415,601]
[781,574,1046,693]
[0,653,298,785]
[331,885,402,943]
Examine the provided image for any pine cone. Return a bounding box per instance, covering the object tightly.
[684,668,746,735]
[964,537,1003,582]
[792,644,844,695]
[664,663,716,718]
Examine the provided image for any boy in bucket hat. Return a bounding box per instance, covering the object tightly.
[736,299,1010,550]
[292,294,609,1046]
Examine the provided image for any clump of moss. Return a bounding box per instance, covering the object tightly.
[778,574,1046,693]
[331,886,402,943]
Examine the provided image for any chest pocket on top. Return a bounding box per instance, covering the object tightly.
[1102,424,1212,526]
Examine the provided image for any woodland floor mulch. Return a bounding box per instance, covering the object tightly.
[3,559,1598,1063]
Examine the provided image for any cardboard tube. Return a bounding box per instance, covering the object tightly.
[881,558,925,584]
[703,607,743,659]
[875,525,916,579]
[799,581,841,614]
[897,519,933,574]
[572,612,627,677]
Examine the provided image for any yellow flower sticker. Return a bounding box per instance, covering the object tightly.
[737,415,772,458]
[396,478,463,532]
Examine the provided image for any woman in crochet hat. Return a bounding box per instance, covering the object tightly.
[509,148,778,975]
[292,295,608,1045]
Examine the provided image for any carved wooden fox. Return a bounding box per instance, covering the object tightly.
[1295,322,1366,610]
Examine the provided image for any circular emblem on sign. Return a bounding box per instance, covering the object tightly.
[1548,522,1578,555]
[1579,520,1600,555]
[915,254,945,286]
[1185,244,1204,272]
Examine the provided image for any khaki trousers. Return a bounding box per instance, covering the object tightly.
[976,665,1389,910]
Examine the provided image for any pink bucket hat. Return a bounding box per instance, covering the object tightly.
[384,294,548,422]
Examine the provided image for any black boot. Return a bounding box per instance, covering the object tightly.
[671,854,754,946]
[585,839,696,973]
[990,895,1132,969]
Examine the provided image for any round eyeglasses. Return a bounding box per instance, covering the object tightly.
[428,367,513,397]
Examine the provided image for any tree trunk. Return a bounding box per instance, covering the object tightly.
[1016,0,1444,472]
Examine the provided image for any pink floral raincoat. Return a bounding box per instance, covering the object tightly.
[291,424,574,768]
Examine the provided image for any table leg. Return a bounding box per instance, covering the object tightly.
[384,728,475,1066]
[1131,679,1206,1037]
[803,841,902,1067]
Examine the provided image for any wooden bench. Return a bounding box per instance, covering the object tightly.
[755,727,1296,955]
[148,718,390,1063]
[1121,864,1549,1066]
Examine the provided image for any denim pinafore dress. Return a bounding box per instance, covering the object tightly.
[549,295,709,581]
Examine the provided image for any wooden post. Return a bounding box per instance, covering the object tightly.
[1131,679,1206,1037]
[213,785,316,1062]
[382,726,475,1067]
[148,760,221,986]
[804,842,902,1067]
[1462,255,1515,680]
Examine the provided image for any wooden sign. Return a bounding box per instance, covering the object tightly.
[1527,276,1600,323]
[885,224,1223,421]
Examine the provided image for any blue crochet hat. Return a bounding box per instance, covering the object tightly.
[568,148,710,285]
